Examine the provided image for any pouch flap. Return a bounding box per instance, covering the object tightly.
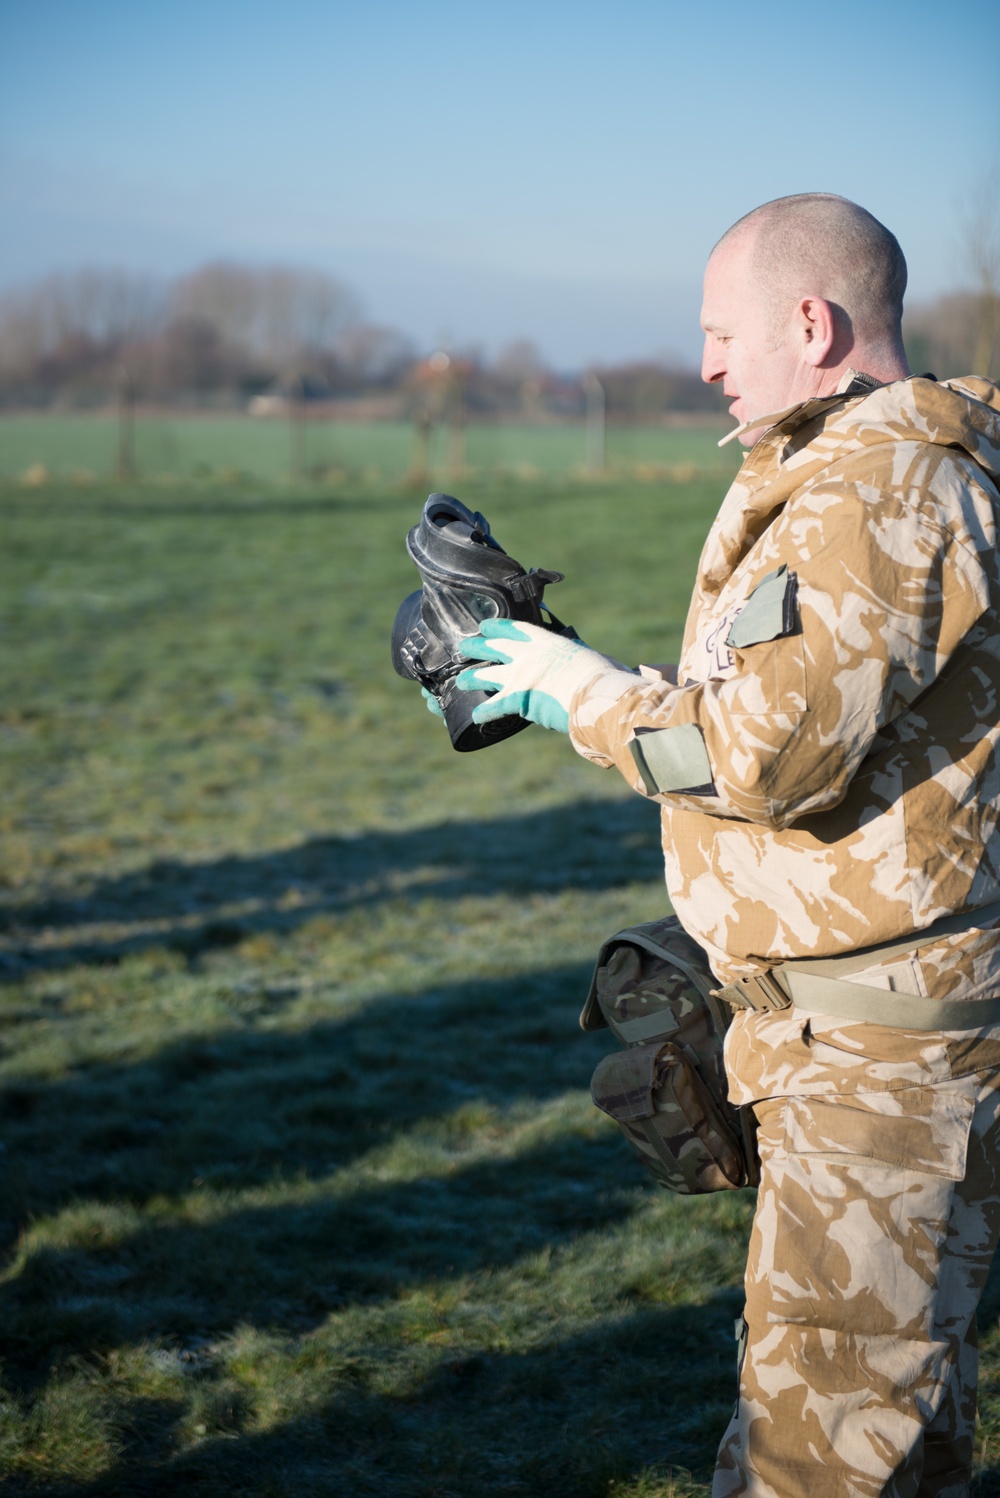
[629,722,714,797]
[725,565,798,649]
[580,928,634,1032]
[591,1046,666,1122]
[579,916,716,1032]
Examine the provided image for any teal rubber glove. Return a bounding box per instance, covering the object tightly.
[421,686,444,719]
[456,618,626,734]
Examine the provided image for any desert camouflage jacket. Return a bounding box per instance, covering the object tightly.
[570,375,1000,1042]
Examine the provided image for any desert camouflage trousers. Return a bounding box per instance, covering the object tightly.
[713,1067,1000,1498]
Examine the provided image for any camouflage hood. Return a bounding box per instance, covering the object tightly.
[905,375,1000,478]
[698,374,1000,598]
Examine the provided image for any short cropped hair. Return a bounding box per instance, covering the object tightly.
[716,193,908,343]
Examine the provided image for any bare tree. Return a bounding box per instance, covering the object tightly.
[0,268,164,390]
[337,323,415,387]
[172,263,361,371]
[905,172,1000,382]
[905,292,984,379]
[962,167,1000,378]
[494,338,545,419]
[5,268,163,351]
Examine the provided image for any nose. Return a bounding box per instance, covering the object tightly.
[701,335,725,386]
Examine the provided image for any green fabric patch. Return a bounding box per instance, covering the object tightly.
[725,565,797,649]
[629,723,714,797]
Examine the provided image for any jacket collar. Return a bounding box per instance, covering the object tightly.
[717,369,883,449]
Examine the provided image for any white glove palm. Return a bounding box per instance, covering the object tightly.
[456,619,631,733]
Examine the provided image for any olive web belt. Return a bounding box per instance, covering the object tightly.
[714,900,1000,1032]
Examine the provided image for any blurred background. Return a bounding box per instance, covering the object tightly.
[1,0,998,482]
[5,7,1000,1495]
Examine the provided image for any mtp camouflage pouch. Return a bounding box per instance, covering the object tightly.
[580,915,758,1194]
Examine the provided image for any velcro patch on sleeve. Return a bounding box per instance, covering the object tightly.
[725,565,798,649]
[629,723,715,797]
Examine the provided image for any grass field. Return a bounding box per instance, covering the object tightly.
[0,413,732,485]
[3,461,1000,1496]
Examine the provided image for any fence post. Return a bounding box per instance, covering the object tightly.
[447,363,466,479]
[584,371,605,473]
[116,364,135,480]
[409,412,432,486]
[290,374,307,480]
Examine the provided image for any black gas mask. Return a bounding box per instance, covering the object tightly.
[391,492,574,752]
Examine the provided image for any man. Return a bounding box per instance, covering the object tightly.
[456,194,1000,1494]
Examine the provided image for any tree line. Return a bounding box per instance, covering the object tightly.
[0,261,994,418]
[0,264,407,407]
[0,263,718,420]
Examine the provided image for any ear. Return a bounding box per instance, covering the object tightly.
[794,296,836,368]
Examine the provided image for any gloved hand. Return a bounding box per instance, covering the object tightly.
[421,686,445,719]
[456,618,631,733]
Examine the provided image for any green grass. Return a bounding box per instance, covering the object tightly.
[3,464,1000,1496]
[0,412,732,484]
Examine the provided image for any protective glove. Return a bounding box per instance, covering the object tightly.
[456,618,634,734]
[421,686,445,719]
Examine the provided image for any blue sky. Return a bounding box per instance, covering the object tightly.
[2,0,997,367]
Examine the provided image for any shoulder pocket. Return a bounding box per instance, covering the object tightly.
[726,565,798,648]
[724,565,808,715]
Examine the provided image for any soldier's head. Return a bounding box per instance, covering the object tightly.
[700,193,910,444]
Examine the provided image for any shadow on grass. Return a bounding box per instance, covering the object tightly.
[1,959,601,1209]
[0,956,646,1375]
[3,1131,642,1376]
[0,796,663,979]
[4,1296,744,1498]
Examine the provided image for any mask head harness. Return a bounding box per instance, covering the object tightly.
[391,492,573,752]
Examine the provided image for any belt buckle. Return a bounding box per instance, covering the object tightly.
[718,970,791,1014]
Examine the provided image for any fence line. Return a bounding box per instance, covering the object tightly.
[0,412,736,485]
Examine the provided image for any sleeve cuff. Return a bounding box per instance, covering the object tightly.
[568,667,649,766]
